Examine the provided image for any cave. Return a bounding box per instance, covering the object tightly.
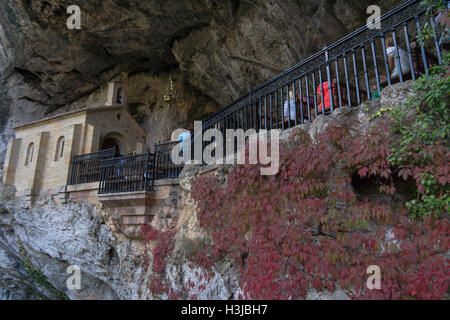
[351,171,417,204]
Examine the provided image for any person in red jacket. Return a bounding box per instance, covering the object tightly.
[317,81,334,112]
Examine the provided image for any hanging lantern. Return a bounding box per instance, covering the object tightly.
[163,76,178,103]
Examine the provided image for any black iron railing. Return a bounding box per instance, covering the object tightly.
[68,148,116,185]
[199,0,445,144]
[98,153,155,194]
[68,0,446,192]
[154,141,185,180]
[69,141,185,194]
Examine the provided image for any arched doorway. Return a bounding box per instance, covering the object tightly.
[101,138,121,157]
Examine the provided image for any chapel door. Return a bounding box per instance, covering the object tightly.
[101,138,121,157]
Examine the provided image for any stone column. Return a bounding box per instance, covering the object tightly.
[2,138,22,185]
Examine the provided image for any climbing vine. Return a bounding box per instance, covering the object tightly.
[141,225,177,298]
[417,0,448,44]
[388,53,450,218]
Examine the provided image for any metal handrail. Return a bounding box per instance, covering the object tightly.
[71,148,116,162]
[201,0,440,130]
[154,141,184,180]
[98,153,155,194]
[68,148,116,185]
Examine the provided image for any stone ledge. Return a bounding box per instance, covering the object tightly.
[97,190,155,202]
[153,178,180,186]
[198,164,219,175]
[66,182,100,193]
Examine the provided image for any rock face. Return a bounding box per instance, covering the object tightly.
[0,81,418,300]
[0,167,241,300]
[0,0,403,159]
[0,0,415,300]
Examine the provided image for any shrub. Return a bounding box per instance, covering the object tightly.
[388,53,450,218]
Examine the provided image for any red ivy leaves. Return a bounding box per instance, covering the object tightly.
[141,225,176,297]
[191,124,449,300]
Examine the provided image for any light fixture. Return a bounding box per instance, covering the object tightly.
[163,75,178,104]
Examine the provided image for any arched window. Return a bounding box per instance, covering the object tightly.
[55,136,65,161]
[25,143,34,166]
[116,88,123,104]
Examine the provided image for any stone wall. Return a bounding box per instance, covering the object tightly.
[86,108,147,155]
[3,112,86,195]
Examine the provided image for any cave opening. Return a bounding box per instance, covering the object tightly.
[351,171,417,204]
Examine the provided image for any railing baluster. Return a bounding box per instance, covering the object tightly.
[335,59,343,108]
[264,95,268,130]
[143,157,146,189]
[430,16,443,65]
[269,93,273,129]
[238,109,241,130]
[258,99,262,131]
[325,47,334,113]
[415,17,429,76]
[281,86,285,130]
[361,45,371,100]
[243,106,247,131]
[371,40,381,98]
[298,77,304,123]
[249,102,253,130]
[403,22,416,80]
[247,105,251,130]
[306,73,314,120]
[352,49,361,105]
[293,81,297,126]
[275,90,279,129]
[135,159,140,191]
[381,35,392,86]
[343,53,352,107]
[392,30,404,83]
[318,69,325,116]
[310,72,318,118]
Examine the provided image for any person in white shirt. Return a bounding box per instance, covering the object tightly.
[283,90,296,122]
[385,36,411,78]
